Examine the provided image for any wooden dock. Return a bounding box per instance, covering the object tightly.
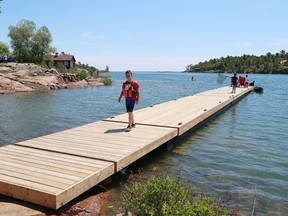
[105,86,252,135]
[0,86,252,209]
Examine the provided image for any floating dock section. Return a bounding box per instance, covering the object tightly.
[0,86,252,209]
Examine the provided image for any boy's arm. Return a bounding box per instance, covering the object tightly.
[118,90,123,103]
[136,88,140,104]
[118,83,124,102]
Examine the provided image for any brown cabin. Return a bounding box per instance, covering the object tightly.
[52,53,76,69]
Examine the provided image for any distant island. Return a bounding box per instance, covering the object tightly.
[185,50,288,74]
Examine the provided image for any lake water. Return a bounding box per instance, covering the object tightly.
[0,72,287,215]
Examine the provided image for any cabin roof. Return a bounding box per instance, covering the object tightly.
[52,55,76,62]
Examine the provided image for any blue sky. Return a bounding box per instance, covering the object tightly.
[1,0,288,71]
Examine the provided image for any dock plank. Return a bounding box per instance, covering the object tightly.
[0,145,114,209]
[16,121,178,171]
[105,86,252,135]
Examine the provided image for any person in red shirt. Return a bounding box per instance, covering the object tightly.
[118,70,140,131]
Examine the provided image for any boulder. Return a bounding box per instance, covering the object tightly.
[0,76,34,93]
[12,80,34,92]
[12,70,30,77]
[45,68,59,75]
[0,67,13,73]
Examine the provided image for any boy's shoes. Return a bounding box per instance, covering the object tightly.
[125,124,135,132]
[125,125,132,132]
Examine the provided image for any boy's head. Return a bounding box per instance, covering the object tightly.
[125,70,132,80]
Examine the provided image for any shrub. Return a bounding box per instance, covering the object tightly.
[191,194,227,216]
[121,174,227,216]
[75,69,89,80]
[100,75,112,85]
[38,61,48,68]
[54,62,67,73]
[46,59,55,68]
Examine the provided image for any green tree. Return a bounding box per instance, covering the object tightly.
[8,19,55,63]
[0,42,10,55]
[8,20,35,62]
[31,26,55,63]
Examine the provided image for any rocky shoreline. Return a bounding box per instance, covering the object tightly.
[0,63,104,94]
[0,191,109,216]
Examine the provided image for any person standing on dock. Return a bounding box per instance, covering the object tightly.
[118,70,140,131]
[245,75,249,87]
[231,73,238,94]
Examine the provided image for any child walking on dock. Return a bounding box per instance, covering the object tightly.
[118,70,140,131]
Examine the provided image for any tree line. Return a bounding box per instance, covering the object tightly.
[186,51,288,74]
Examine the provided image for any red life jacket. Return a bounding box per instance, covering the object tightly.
[123,81,138,98]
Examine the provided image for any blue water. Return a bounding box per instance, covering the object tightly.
[0,72,287,215]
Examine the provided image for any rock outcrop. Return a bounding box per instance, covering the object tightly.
[0,63,104,94]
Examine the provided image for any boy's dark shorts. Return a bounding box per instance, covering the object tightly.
[126,98,136,112]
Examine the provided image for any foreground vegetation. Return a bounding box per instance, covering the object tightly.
[121,174,230,216]
[186,50,288,74]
